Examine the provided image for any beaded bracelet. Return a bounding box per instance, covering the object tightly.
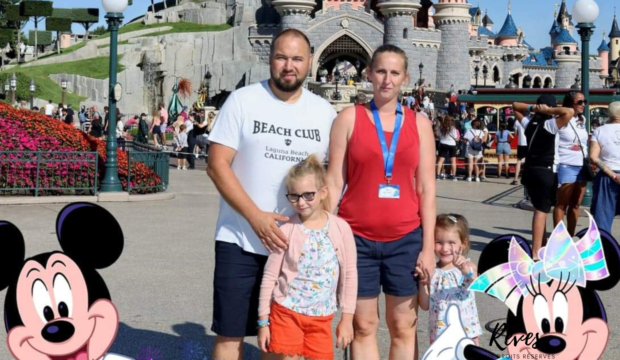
[257,318,270,328]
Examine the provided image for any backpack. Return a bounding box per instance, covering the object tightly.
[469,130,483,151]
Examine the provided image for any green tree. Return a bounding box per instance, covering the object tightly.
[5,4,27,61]
[92,25,106,36]
[71,8,99,41]
[20,0,53,60]
[0,0,20,28]
[45,16,71,54]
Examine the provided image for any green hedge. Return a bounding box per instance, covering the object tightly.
[6,5,29,22]
[46,18,72,32]
[27,30,52,46]
[72,8,99,23]
[20,1,54,17]
[0,73,40,102]
[0,29,15,49]
[51,8,73,19]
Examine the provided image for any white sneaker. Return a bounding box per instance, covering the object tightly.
[182,166,187,170]
[476,177,481,182]
[453,177,458,181]
[177,166,181,170]
[467,177,472,182]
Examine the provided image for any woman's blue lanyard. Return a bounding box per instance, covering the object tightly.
[370,100,403,184]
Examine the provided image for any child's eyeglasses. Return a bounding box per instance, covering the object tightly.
[286,192,317,203]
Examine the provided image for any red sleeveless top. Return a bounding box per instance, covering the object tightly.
[338,105,421,241]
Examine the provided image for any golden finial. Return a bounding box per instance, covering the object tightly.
[554,3,559,18]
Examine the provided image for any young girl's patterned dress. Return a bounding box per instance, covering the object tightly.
[280,219,340,316]
[428,267,482,343]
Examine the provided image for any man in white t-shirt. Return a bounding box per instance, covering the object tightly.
[206,29,337,359]
[44,100,54,116]
[513,115,530,185]
[590,101,620,233]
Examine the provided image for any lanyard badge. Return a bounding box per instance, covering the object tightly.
[370,100,403,199]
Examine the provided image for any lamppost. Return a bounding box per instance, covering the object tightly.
[332,64,342,101]
[100,0,128,193]
[418,62,424,86]
[205,69,212,106]
[29,79,36,110]
[61,78,67,105]
[572,0,599,207]
[4,79,9,98]
[474,65,480,88]
[10,73,17,105]
[483,66,489,87]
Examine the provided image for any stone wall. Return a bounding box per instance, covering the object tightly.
[436,21,470,91]
[144,2,228,25]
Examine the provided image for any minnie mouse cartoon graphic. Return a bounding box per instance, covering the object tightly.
[421,214,620,360]
[0,202,133,360]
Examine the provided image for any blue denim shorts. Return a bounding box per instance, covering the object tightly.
[557,164,585,185]
[496,142,511,155]
[355,227,423,298]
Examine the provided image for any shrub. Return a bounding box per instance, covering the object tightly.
[46,18,73,33]
[0,104,162,194]
[27,30,52,46]
[20,1,54,17]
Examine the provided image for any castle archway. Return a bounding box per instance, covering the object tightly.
[312,31,373,81]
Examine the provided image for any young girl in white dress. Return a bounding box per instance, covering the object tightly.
[417,214,482,345]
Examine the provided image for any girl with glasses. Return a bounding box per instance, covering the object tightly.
[258,155,357,360]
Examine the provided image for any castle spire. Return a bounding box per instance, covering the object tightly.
[611,9,620,38]
[508,0,511,15]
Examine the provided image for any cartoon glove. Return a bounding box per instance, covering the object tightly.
[421,304,475,360]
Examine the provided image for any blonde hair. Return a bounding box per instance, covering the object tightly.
[435,214,471,255]
[286,154,331,212]
[610,101,620,120]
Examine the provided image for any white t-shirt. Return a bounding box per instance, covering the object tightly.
[184,119,194,132]
[208,80,337,255]
[514,117,530,146]
[464,129,485,149]
[44,103,54,116]
[556,117,588,167]
[439,127,458,146]
[591,123,620,171]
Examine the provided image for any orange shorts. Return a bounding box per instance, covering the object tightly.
[268,302,335,360]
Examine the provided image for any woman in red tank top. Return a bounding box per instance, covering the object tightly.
[326,45,437,359]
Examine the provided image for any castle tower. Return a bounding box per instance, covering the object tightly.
[598,31,610,79]
[482,9,493,31]
[496,2,519,47]
[610,12,620,64]
[557,0,574,35]
[433,0,471,91]
[272,0,317,31]
[378,0,422,86]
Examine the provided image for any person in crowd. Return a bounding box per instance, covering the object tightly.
[44,99,54,116]
[355,93,367,106]
[512,110,530,185]
[406,92,416,108]
[326,44,436,360]
[193,112,210,157]
[495,122,514,179]
[136,113,149,144]
[55,103,64,120]
[436,115,459,181]
[464,119,485,182]
[258,155,357,360]
[185,113,196,169]
[78,105,89,130]
[590,101,620,233]
[149,115,162,148]
[89,109,103,140]
[554,92,590,236]
[591,119,601,131]
[63,104,74,126]
[116,112,126,152]
[417,214,481,346]
[513,95,574,261]
[102,106,109,139]
[174,124,188,170]
[476,118,490,182]
[159,103,168,147]
[206,29,336,360]
[462,108,475,132]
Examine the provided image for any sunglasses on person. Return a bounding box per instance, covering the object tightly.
[286,191,316,203]
[575,100,588,106]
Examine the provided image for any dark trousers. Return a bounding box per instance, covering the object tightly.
[187,130,196,168]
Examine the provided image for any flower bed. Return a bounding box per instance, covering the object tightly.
[0,104,162,195]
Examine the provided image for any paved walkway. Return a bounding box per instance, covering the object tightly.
[0,165,619,359]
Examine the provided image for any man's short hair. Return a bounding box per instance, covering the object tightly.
[355,93,367,102]
[609,101,620,120]
[270,29,311,56]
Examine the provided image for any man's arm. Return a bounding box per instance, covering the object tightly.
[207,144,289,252]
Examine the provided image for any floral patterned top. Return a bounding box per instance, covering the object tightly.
[428,267,482,343]
[280,219,340,316]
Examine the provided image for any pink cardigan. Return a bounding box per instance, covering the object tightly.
[258,212,358,316]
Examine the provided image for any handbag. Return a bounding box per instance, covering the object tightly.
[568,122,595,182]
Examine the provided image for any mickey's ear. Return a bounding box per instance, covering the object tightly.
[0,221,26,291]
[576,227,620,291]
[56,202,123,269]
[478,234,531,275]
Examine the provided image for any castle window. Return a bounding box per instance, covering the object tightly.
[403,28,408,39]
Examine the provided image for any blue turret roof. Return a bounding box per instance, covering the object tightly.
[541,47,559,67]
[554,28,577,44]
[523,40,535,50]
[598,39,610,52]
[469,7,481,22]
[523,52,553,67]
[610,16,620,38]
[478,26,497,38]
[497,13,519,38]
[549,20,561,35]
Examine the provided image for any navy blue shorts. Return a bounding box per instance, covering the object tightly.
[211,241,268,337]
[355,227,423,298]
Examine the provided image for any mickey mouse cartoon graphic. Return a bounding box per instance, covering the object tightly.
[0,202,133,360]
[421,215,620,360]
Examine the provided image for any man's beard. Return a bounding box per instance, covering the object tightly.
[271,70,306,92]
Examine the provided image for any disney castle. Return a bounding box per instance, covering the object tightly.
[246,0,620,91]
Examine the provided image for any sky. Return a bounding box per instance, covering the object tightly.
[22,0,620,54]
